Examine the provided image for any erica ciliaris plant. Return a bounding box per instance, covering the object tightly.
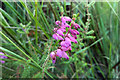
[50,16,80,63]
[0,1,100,78]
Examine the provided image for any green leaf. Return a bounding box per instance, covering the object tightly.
[0,8,19,27]
[86,30,94,35]
[84,36,96,39]
[0,47,26,61]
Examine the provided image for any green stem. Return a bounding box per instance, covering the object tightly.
[0,31,41,70]
[35,1,38,45]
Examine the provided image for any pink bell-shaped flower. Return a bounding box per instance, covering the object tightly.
[65,37,71,45]
[62,51,69,59]
[71,21,80,29]
[61,16,72,23]
[52,33,63,40]
[69,29,79,35]
[55,21,61,25]
[68,34,78,43]
[61,46,72,51]
[57,49,62,58]
[71,34,77,39]
[59,28,66,32]
[57,29,64,37]
[54,28,57,32]
[50,52,56,64]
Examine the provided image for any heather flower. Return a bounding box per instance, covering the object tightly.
[59,28,66,32]
[52,34,58,40]
[57,29,64,37]
[50,16,80,64]
[69,29,79,35]
[61,41,69,48]
[57,49,69,59]
[71,21,80,29]
[68,34,78,43]
[61,46,72,51]
[61,38,71,47]
[63,23,70,28]
[61,16,72,23]
[65,37,71,45]
[60,22,70,28]
[61,51,69,59]
[0,52,7,64]
[52,33,63,40]
[50,52,56,64]
[55,21,61,25]
[54,28,57,32]
[71,34,77,39]
[56,49,62,58]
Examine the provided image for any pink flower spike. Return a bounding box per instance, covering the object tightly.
[57,29,64,37]
[62,51,69,59]
[57,49,62,58]
[50,16,80,63]
[55,21,61,25]
[50,52,56,64]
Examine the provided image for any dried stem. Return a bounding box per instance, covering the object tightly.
[85,2,90,32]
[42,39,53,78]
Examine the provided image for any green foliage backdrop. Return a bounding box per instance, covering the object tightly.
[0,1,119,79]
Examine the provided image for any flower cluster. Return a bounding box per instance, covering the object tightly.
[50,16,80,64]
[0,52,7,64]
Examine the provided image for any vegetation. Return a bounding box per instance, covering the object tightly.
[0,1,119,79]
